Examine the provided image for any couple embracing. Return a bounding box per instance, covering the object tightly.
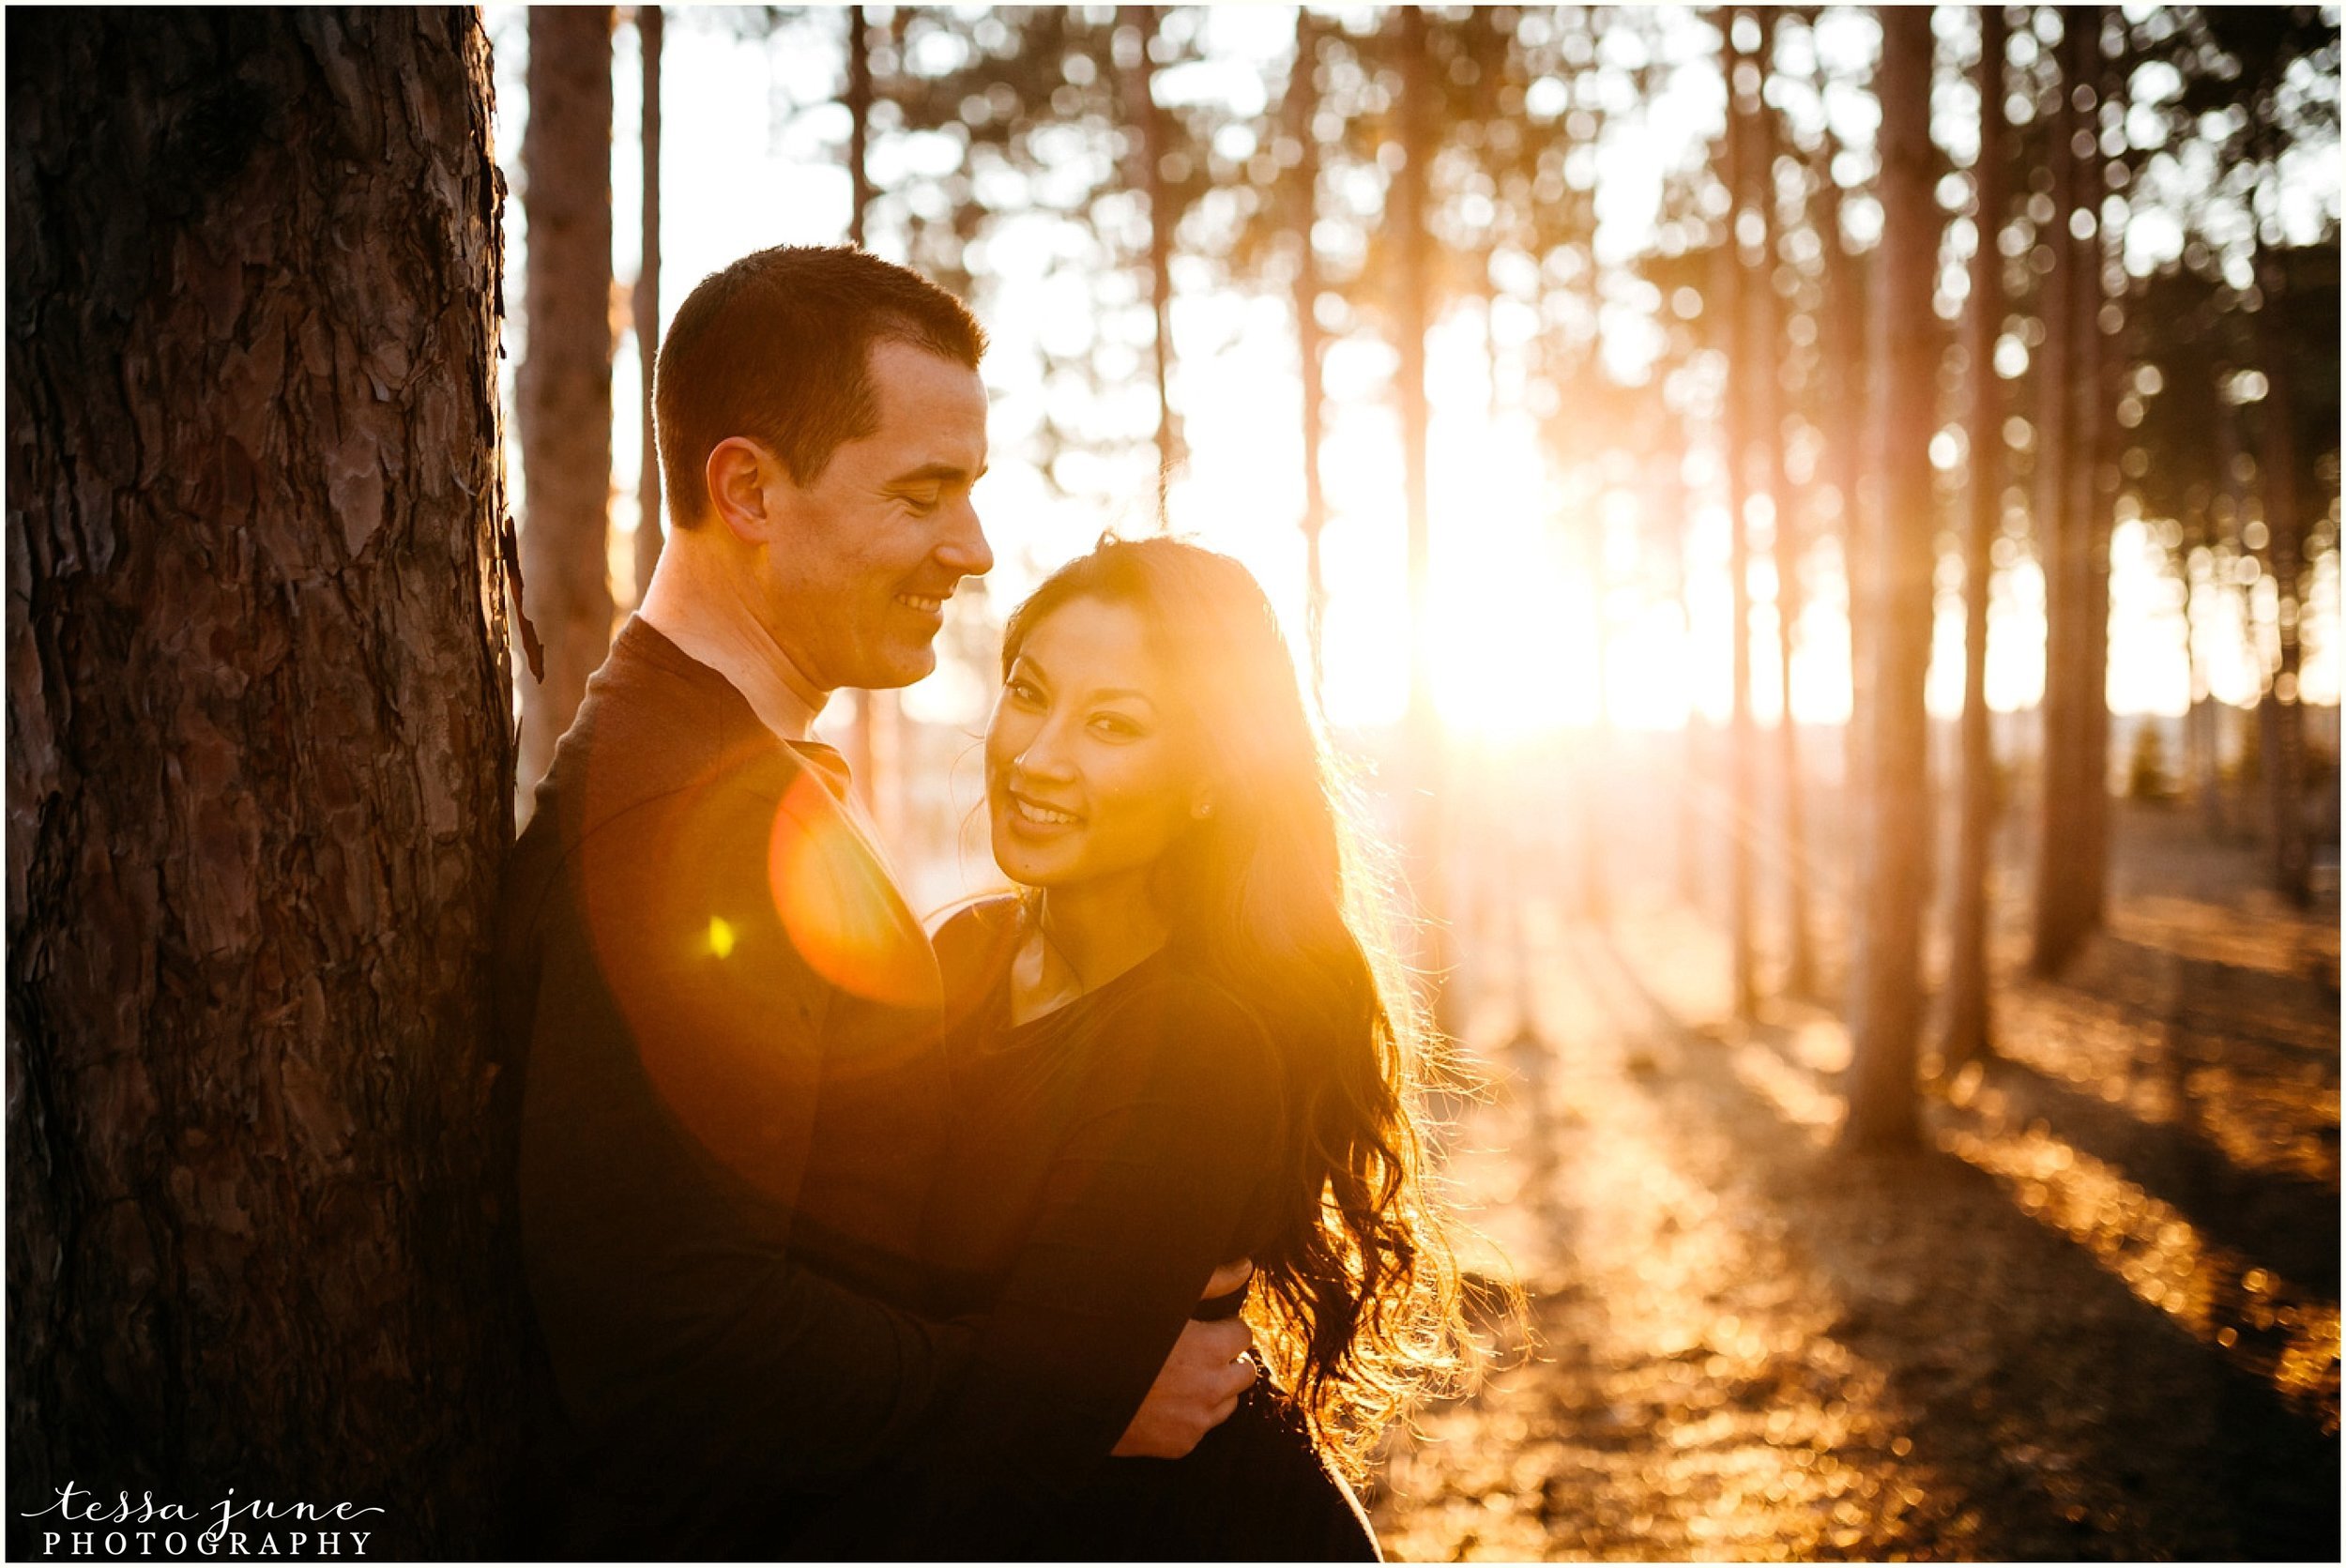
[495,245,1466,1560]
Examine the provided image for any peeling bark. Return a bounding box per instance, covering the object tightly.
[6,9,520,1553]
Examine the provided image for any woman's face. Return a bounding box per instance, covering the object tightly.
[984,595,1207,896]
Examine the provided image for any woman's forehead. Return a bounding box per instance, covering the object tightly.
[1018,597,1169,701]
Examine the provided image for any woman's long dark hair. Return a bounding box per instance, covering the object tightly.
[1000,536,1468,1477]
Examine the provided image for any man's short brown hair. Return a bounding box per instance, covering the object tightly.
[654,245,986,525]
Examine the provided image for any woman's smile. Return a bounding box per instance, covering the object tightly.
[1006,789,1083,831]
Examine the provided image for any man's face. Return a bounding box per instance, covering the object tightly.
[756,339,992,693]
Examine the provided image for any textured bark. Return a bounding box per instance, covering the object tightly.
[5,8,520,1554]
[1942,3,2009,1073]
[1725,8,1760,1019]
[516,6,615,798]
[1842,6,1935,1150]
[632,4,663,601]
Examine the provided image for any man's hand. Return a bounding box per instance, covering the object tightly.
[1199,1256,1254,1302]
[1111,1315,1256,1458]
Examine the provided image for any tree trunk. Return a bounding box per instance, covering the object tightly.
[842,5,892,821]
[1394,4,1455,1037]
[2030,7,2101,975]
[845,4,874,247]
[516,6,616,799]
[1288,8,1330,707]
[1665,445,1705,906]
[632,4,663,602]
[2252,253,2311,905]
[1123,5,1180,524]
[5,9,521,1554]
[1757,7,1816,998]
[1818,137,1870,987]
[1725,7,1761,1018]
[1942,3,2009,1073]
[1581,504,1612,923]
[2074,8,2117,931]
[1842,5,1936,1151]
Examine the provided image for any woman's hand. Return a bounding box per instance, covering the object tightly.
[1109,1257,1260,1457]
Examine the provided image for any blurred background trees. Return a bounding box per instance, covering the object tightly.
[493,0,2340,1144]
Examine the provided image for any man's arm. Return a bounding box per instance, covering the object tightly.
[516,872,970,1499]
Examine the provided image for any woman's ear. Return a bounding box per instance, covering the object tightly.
[705,437,781,544]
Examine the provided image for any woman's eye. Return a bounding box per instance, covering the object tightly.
[1006,677,1044,706]
[1089,713,1142,738]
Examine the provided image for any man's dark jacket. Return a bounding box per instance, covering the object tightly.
[494,619,967,1557]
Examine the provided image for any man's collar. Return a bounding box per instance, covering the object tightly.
[635,601,824,744]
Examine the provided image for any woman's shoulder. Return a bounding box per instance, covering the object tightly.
[1115,964,1282,1088]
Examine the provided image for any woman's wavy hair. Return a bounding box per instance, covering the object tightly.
[999,535,1469,1477]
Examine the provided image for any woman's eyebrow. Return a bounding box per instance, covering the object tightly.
[1084,687,1158,710]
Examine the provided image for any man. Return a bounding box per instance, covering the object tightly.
[495,247,1252,1557]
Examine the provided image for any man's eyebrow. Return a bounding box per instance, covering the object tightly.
[887,461,987,486]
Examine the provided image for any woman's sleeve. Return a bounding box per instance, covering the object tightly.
[814,978,1286,1556]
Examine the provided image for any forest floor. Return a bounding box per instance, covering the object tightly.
[1364,804,2341,1561]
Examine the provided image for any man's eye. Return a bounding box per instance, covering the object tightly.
[901,491,941,513]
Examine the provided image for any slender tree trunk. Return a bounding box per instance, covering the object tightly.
[1394,4,1455,1035]
[2075,8,2118,928]
[841,5,892,820]
[517,7,616,798]
[1819,141,1870,983]
[2253,251,2311,905]
[2031,8,2103,973]
[1124,5,1179,523]
[1942,3,2009,1073]
[845,5,874,247]
[1287,8,1330,706]
[2030,8,2078,974]
[1725,8,1761,1018]
[1664,443,1705,906]
[1582,503,1612,923]
[632,5,663,603]
[1756,7,1816,997]
[1843,6,1936,1150]
[6,10,521,1553]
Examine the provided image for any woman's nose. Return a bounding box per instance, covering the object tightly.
[1013,720,1078,781]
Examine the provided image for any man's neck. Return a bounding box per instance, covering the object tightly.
[637,528,826,743]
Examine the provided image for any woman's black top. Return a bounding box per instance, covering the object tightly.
[820,900,1379,1560]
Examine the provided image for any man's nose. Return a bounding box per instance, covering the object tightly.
[937,495,993,579]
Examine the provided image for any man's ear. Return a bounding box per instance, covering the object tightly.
[705,437,785,544]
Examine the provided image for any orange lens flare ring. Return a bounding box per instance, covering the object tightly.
[767,770,939,1013]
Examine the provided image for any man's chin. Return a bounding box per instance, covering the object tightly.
[849,648,938,692]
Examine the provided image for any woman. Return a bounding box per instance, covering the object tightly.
[879,537,1468,1559]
